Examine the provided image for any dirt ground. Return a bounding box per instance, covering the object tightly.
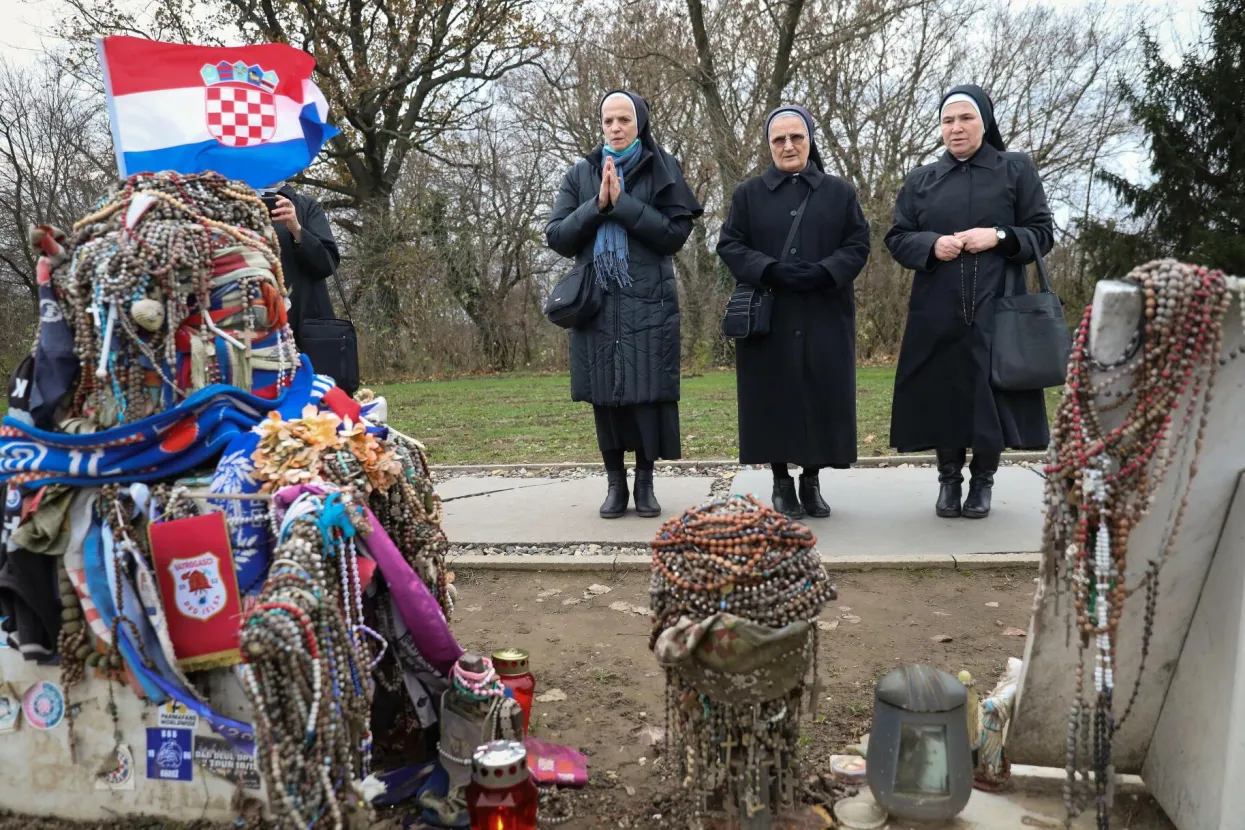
[443,567,1175,830]
[1,567,1175,830]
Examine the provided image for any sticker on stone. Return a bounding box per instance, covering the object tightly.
[147,727,194,781]
[158,700,199,731]
[0,681,21,733]
[22,681,65,730]
[95,744,136,790]
[194,735,261,790]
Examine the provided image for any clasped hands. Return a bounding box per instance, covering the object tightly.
[597,157,623,211]
[934,227,1000,261]
[766,260,831,291]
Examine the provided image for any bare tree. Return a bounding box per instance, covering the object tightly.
[59,0,554,219]
[0,55,114,375]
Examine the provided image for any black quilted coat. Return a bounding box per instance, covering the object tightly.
[546,152,695,406]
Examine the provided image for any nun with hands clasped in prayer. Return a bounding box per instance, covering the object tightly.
[545,90,704,520]
[885,85,1055,520]
[716,105,871,520]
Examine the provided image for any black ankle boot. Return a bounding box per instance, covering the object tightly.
[772,476,804,520]
[599,469,628,519]
[633,469,661,518]
[936,448,966,518]
[963,451,1000,519]
[798,473,831,518]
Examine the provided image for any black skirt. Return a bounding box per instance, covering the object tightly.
[593,402,681,461]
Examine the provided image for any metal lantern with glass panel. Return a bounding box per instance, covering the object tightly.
[866,664,974,821]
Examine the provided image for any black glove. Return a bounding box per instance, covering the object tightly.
[765,261,833,291]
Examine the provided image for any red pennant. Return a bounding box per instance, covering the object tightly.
[149,512,243,671]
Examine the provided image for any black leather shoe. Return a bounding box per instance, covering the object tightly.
[935,448,966,518]
[963,451,1000,519]
[599,470,629,519]
[772,477,804,520]
[633,469,661,518]
[798,474,831,518]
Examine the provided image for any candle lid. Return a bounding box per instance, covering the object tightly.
[472,740,529,789]
[492,648,531,676]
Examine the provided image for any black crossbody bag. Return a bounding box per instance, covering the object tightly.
[721,191,811,340]
[300,273,360,396]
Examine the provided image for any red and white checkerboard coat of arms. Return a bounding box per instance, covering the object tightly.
[205,84,277,148]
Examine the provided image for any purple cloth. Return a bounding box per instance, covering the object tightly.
[272,484,462,675]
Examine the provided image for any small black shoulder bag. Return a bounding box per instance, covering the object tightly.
[721,190,811,340]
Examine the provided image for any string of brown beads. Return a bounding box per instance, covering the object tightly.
[650,495,834,827]
[240,501,376,830]
[47,171,290,428]
[1045,260,1232,830]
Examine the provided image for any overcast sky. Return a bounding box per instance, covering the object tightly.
[0,0,1207,65]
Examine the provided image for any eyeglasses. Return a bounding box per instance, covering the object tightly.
[770,133,808,148]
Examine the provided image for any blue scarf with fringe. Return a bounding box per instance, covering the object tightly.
[593,140,643,289]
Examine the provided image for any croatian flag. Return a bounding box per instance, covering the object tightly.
[97,36,339,189]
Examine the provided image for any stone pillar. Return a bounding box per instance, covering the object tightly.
[1008,277,1245,788]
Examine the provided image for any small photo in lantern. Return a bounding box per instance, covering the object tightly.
[866,664,973,821]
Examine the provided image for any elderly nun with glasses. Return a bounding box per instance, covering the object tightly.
[545,90,703,520]
[716,105,871,520]
[885,84,1054,520]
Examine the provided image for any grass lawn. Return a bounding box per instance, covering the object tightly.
[376,365,1061,465]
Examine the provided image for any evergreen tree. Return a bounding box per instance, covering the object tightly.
[1082,0,1245,277]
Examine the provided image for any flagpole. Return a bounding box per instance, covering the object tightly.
[94,35,128,180]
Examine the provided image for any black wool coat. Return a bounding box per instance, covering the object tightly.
[717,165,871,468]
[885,145,1054,453]
[274,186,341,349]
[545,153,693,407]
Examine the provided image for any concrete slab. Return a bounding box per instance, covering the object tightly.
[835,786,1160,829]
[434,476,557,500]
[440,476,717,543]
[731,467,1044,557]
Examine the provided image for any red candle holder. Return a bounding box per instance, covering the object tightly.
[467,740,538,830]
[492,648,535,735]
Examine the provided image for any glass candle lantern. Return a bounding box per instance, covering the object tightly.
[492,648,535,735]
[467,740,538,830]
[866,664,973,821]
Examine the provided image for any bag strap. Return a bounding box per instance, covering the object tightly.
[1003,227,1054,297]
[780,191,813,264]
[330,272,355,324]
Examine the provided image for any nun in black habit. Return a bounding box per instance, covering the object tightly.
[545,90,703,520]
[885,85,1054,519]
[717,105,871,520]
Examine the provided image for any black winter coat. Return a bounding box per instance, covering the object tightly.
[885,145,1054,453]
[717,165,871,468]
[546,153,693,406]
[274,186,341,349]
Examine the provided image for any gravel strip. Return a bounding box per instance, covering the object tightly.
[449,542,650,559]
[433,458,1045,483]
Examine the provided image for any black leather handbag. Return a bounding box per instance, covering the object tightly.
[300,274,360,395]
[990,228,1071,391]
[721,191,811,340]
[544,263,603,330]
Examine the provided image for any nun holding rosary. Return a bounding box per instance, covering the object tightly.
[545,90,703,520]
[885,85,1055,519]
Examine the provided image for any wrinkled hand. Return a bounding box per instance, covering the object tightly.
[954,227,999,254]
[598,163,612,210]
[608,160,622,204]
[598,158,620,210]
[271,196,302,242]
[934,235,964,262]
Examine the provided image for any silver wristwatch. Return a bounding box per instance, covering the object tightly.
[995,227,1007,242]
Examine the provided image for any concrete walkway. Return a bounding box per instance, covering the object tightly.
[438,466,1045,558]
